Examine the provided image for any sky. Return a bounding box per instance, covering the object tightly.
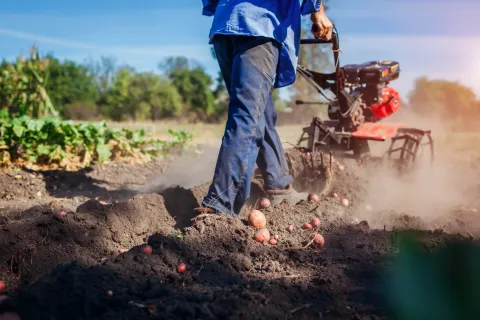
[0,0,479,100]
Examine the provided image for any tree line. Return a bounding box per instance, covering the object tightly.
[41,53,231,122]
[0,45,478,127]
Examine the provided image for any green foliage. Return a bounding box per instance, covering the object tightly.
[386,234,480,320]
[408,77,478,119]
[100,67,134,121]
[272,88,288,111]
[1,47,221,122]
[88,56,118,95]
[0,116,192,169]
[0,46,57,118]
[99,69,182,121]
[161,57,218,118]
[0,47,194,170]
[44,56,98,117]
[130,73,183,120]
[159,56,191,76]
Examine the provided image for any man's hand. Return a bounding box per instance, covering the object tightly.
[310,4,333,40]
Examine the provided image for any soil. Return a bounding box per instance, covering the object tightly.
[0,146,479,320]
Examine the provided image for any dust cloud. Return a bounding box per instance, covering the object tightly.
[137,143,219,194]
[136,107,477,233]
[353,108,477,229]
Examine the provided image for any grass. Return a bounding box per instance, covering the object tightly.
[106,120,308,147]
[99,119,480,163]
[106,120,225,144]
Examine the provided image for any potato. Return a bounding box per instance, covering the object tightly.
[177,263,186,273]
[313,233,325,247]
[303,223,313,230]
[308,193,320,203]
[249,210,266,229]
[311,218,321,227]
[142,245,153,255]
[255,228,271,243]
[258,198,271,209]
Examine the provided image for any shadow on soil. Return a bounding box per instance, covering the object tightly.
[0,159,169,202]
[13,228,480,320]
[158,182,265,229]
[11,231,392,320]
[33,168,138,201]
[0,167,138,202]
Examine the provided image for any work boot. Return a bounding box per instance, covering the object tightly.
[264,184,308,206]
[191,206,224,227]
[193,207,218,215]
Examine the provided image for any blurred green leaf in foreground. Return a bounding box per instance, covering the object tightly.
[386,235,480,320]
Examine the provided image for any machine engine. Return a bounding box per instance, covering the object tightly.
[327,60,401,124]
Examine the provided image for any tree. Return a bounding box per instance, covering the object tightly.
[100,67,134,121]
[160,57,216,118]
[408,77,477,119]
[86,56,117,95]
[127,73,182,120]
[187,67,215,115]
[209,47,229,119]
[99,68,182,121]
[44,56,98,117]
[159,57,191,76]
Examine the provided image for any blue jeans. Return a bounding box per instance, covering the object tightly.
[202,35,294,215]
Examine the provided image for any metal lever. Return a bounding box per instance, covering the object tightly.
[300,24,337,45]
[295,100,324,105]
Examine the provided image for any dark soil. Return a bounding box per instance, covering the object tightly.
[0,149,479,320]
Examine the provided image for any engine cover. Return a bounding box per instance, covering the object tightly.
[370,87,400,120]
[343,61,400,85]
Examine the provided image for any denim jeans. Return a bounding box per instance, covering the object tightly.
[202,35,294,215]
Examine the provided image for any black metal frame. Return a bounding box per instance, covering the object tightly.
[297,32,342,100]
[387,128,434,172]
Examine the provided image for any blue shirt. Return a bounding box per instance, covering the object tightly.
[202,0,321,88]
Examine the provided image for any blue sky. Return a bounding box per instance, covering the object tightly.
[1,0,479,100]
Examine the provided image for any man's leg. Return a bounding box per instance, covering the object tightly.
[255,92,308,205]
[256,92,294,191]
[201,36,280,215]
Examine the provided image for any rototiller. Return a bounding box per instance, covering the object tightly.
[294,28,434,172]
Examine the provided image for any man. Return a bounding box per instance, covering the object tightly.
[196,0,333,216]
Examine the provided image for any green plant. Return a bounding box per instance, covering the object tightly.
[386,234,480,320]
[0,116,192,169]
[0,46,57,118]
[172,230,184,240]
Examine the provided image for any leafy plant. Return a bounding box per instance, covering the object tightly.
[0,116,192,170]
[0,46,57,118]
[172,230,184,240]
[386,234,480,320]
